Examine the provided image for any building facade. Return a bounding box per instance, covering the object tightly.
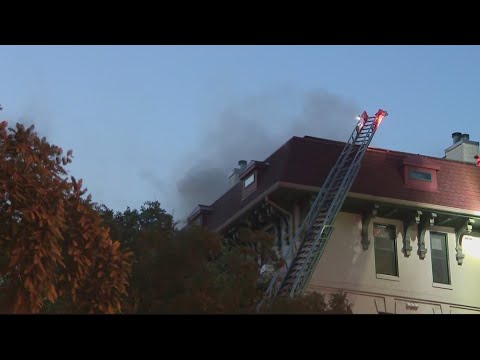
[188,133,480,314]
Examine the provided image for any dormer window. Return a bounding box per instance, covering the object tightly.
[402,156,440,192]
[242,171,258,199]
[239,161,268,201]
[187,205,213,227]
[244,173,255,188]
[409,170,432,182]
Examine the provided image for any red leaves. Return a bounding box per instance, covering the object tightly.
[60,197,133,314]
[0,122,133,314]
[46,284,58,303]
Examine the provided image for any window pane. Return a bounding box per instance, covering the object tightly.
[432,258,449,284]
[244,174,255,188]
[375,250,397,276]
[375,236,395,251]
[409,170,432,182]
[431,235,444,251]
[430,233,450,284]
[374,225,395,239]
[374,224,398,276]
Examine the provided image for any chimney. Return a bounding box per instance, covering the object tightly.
[228,160,248,188]
[445,132,479,164]
[452,132,462,144]
[238,160,247,170]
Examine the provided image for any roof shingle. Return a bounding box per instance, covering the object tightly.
[201,136,480,231]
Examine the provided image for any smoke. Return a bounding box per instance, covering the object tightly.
[176,166,226,209]
[10,101,53,139]
[140,169,166,191]
[174,88,361,220]
[138,169,170,209]
[289,90,361,140]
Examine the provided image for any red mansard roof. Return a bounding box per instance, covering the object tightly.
[195,136,480,231]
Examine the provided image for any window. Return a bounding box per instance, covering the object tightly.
[374,224,398,276]
[241,171,258,200]
[409,170,432,182]
[430,232,450,284]
[402,156,440,192]
[244,173,255,188]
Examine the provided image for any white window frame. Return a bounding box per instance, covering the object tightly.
[244,173,255,188]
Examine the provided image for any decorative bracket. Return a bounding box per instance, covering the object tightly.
[226,226,240,243]
[455,218,475,265]
[249,201,275,229]
[402,210,422,257]
[361,204,379,251]
[417,212,437,259]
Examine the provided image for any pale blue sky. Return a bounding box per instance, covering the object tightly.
[1,45,479,219]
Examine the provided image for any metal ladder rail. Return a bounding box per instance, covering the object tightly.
[261,111,386,304]
[266,127,362,298]
[264,120,372,300]
[272,121,375,297]
[287,118,379,296]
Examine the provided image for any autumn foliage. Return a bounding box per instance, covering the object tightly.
[0,120,352,314]
[0,122,133,313]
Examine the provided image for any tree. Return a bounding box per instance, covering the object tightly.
[97,200,177,313]
[205,227,278,313]
[99,203,272,313]
[99,201,352,314]
[0,122,133,314]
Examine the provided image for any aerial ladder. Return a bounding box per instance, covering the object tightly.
[260,109,388,308]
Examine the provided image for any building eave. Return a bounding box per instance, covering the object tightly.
[214,181,480,233]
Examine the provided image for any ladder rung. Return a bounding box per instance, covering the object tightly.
[267,110,386,301]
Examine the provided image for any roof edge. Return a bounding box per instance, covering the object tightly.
[213,180,480,232]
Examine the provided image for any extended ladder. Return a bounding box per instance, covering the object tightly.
[262,109,388,304]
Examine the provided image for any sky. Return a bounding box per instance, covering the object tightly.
[1,45,479,222]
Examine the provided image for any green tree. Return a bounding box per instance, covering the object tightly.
[100,201,352,314]
[97,200,176,313]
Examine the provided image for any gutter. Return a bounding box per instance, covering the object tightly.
[214,182,281,233]
[215,180,480,234]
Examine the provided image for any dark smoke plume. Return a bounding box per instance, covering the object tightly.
[175,88,360,220]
